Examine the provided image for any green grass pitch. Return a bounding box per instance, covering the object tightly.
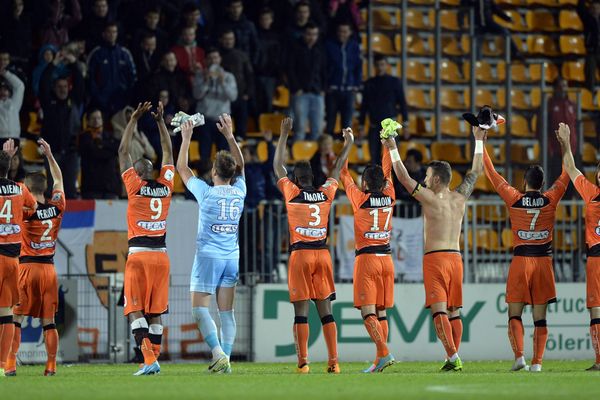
[3,361,599,400]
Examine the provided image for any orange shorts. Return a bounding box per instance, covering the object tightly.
[587,257,600,308]
[423,251,463,309]
[13,263,58,319]
[353,254,395,309]
[124,251,170,316]
[506,256,556,305]
[0,254,19,308]
[288,249,335,303]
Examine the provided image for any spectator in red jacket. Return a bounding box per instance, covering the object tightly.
[171,26,205,82]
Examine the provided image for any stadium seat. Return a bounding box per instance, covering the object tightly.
[527,36,559,56]
[440,114,469,137]
[586,170,598,184]
[409,114,435,137]
[583,142,598,164]
[259,113,286,134]
[404,34,435,56]
[486,143,506,163]
[440,10,462,31]
[555,204,578,222]
[497,88,540,110]
[370,33,396,55]
[26,111,42,135]
[559,10,584,31]
[560,36,586,56]
[406,88,433,110]
[510,143,536,164]
[189,140,200,161]
[579,89,599,111]
[495,11,530,32]
[348,142,371,164]
[272,86,289,108]
[431,142,468,164]
[527,0,560,6]
[440,89,467,110]
[399,142,429,162]
[442,36,468,56]
[474,175,495,193]
[406,9,433,30]
[559,0,578,4]
[441,60,467,83]
[407,0,434,4]
[449,170,463,190]
[292,141,318,161]
[502,228,514,249]
[512,169,525,187]
[470,61,502,83]
[555,230,578,251]
[529,62,559,83]
[477,204,509,222]
[173,173,185,194]
[498,62,530,83]
[526,10,558,32]
[562,61,586,83]
[583,118,596,138]
[406,60,434,83]
[257,141,268,162]
[482,37,505,57]
[496,0,525,5]
[511,114,534,137]
[22,139,43,163]
[371,9,400,30]
[440,0,460,4]
[471,229,503,251]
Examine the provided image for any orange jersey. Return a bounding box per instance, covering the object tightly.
[278,177,338,251]
[573,174,600,254]
[483,150,569,256]
[341,147,395,254]
[122,165,175,248]
[20,190,66,261]
[0,179,36,257]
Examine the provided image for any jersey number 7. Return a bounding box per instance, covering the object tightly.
[526,209,540,230]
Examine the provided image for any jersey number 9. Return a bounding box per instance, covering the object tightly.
[150,198,163,220]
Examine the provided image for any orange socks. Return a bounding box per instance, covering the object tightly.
[450,316,463,351]
[508,316,524,358]
[433,312,457,358]
[293,316,309,367]
[0,317,15,370]
[43,325,59,372]
[364,314,389,358]
[591,319,600,364]
[5,322,21,371]
[321,315,338,366]
[532,319,548,365]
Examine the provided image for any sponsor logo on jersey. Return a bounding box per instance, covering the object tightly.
[211,224,239,233]
[0,223,20,235]
[137,220,167,231]
[163,169,174,181]
[295,226,327,238]
[139,185,170,198]
[517,230,550,240]
[30,240,56,250]
[595,226,600,236]
[364,231,391,240]
[51,192,62,202]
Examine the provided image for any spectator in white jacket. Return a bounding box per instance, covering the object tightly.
[0,69,24,141]
[192,47,237,160]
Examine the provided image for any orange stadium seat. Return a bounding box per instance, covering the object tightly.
[402,34,435,56]
[256,141,268,162]
[583,118,596,138]
[441,60,467,83]
[511,115,535,137]
[559,10,584,31]
[526,10,558,32]
[440,0,460,5]
[406,9,433,30]
[440,10,462,31]
[510,143,536,164]
[559,0,578,4]
[556,204,579,222]
[406,60,434,83]
[497,88,540,110]
[475,175,495,193]
[497,62,530,83]
[259,113,285,134]
[583,142,598,164]
[496,0,525,5]
[372,9,400,30]
[409,114,435,137]
[529,62,559,83]
[442,36,468,56]
[440,89,467,110]
[189,140,200,161]
[527,36,559,56]
[431,142,468,164]
[482,37,505,57]
[555,230,578,251]
[292,141,318,161]
[502,228,514,249]
[440,114,469,137]
[560,36,586,55]
[449,170,463,190]
[173,173,185,193]
[583,89,599,111]
[527,0,560,6]
[562,61,586,83]
[470,88,495,109]
[370,33,396,55]
[487,143,507,163]
[348,142,371,164]
[512,169,525,187]
[399,142,429,162]
[586,171,598,185]
[472,61,503,83]
[406,88,434,110]
[22,139,43,163]
[495,10,530,32]
[272,86,289,108]
[408,0,435,4]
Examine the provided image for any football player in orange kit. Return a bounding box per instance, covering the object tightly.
[119,101,174,376]
[0,139,36,377]
[484,127,569,373]
[273,117,353,374]
[556,122,600,371]
[340,138,396,373]
[6,139,64,376]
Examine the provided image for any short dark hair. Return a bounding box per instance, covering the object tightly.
[296,0,310,10]
[260,7,274,16]
[214,151,237,180]
[0,151,12,177]
[374,54,387,63]
[104,21,118,31]
[87,107,102,119]
[337,21,352,30]
[182,3,199,14]
[142,32,156,42]
[219,28,235,37]
[293,160,313,186]
[24,172,47,195]
[205,47,219,56]
[363,165,385,192]
[524,165,544,190]
[304,22,319,31]
[228,0,243,5]
[406,149,423,164]
[145,6,160,15]
[427,160,452,186]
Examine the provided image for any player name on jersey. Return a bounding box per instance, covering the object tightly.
[361,195,393,209]
[302,191,326,203]
[33,206,59,220]
[512,194,550,209]
[138,184,170,198]
[0,182,22,195]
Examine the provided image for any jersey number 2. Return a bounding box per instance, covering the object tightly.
[41,220,53,241]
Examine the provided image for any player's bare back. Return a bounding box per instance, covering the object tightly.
[422,190,467,253]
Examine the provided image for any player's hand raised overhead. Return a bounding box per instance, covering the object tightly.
[280,117,293,136]
[342,127,354,144]
[556,122,570,147]
[472,126,487,141]
[380,135,397,150]
[2,138,17,157]
[131,101,152,121]
[181,120,195,141]
[37,138,53,157]
[151,101,164,121]
[216,113,234,139]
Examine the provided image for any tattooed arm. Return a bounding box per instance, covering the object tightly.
[455,126,485,199]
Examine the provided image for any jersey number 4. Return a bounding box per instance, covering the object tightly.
[0,200,13,223]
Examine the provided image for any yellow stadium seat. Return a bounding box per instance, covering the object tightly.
[465,88,495,109]
[440,89,467,110]
[477,205,509,222]
[440,10,461,31]
[556,204,578,222]
[582,89,599,111]
[529,62,559,83]
[440,0,460,5]
[399,142,429,163]
[496,0,525,5]
[497,88,540,110]
[496,62,530,83]
[511,114,534,137]
[502,228,514,249]
[259,113,286,134]
[441,60,467,83]
[510,143,536,164]
[583,142,598,164]
[512,169,525,187]
[470,229,503,251]
[257,141,268,162]
[402,34,435,56]
[189,140,200,161]
[406,9,433,30]
[475,175,495,193]
[559,0,578,4]
[449,170,463,190]
[409,114,435,137]
[559,10,583,31]
[526,10,558,32]
[27,112,42,135]
[586,171,598,184]
[406,60,434,83]
[292,141,318,161]
[583,118,596,138]
[560,35,586,55]
[406,88,433,110]
[440,114,469,137]
[407,0,434,4]
[482,37,505,57]
[272,86,289,109]
[22,139,43,163]
[495,10,529,32]
[372,9,400,30]
[431,142,468,164]
[348,142,371,164]
[562,61,586,83]
[555,230,578,251]
[173,173,185,194]
[371,33,396,55]
[487,143,507,163]
[527,0,560,5]
[470,61,503,83]
[527,35,559,56]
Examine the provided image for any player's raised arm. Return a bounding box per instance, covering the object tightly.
[216,113,244,177]
[330,127,355,181]
[152,101,174,167]
[455,126,486,199]
[273,117,292,180]
[38,139,63,192]
[176,120,196,185]
[482,134,521,204]
[118,101,152,172]
[556,122,583,181]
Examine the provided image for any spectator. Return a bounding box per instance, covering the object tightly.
[394,149,425,217]
[39,57,84,198]
[0,50,27,84]
[177,2,213,47]
[111,105,156,163]
[80,0,111,51]
[325,22,361,135]
[192,47,237,160]
[138,89,176,158]
[132,33,160,82]
[577,0,600,90]
[0,69,24,141]
[255,7,281,114]
[32,45,58,97]
[78,108,121,199]
[284,1,313,42]
[223,0,260,66]
[219,29,254,139]
[40,0,82,47]
[87,22,136,117]
[171,26,205,81]
[359,54,407,162]
[146,51,190,106]
[328,0,361,33]
[287,23,326,140]
[8,147,25,182]
[0,0,33,67]
[62,37,88,78]
[132,7,169,56]
[310,134,336,187]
